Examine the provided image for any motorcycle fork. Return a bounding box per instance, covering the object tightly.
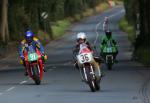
[30,62,39,76]
[83,63,95,82]
[83,66,88,81]
[90,65,95,79]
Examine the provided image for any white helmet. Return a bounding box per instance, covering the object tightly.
[104,17,109,22]
[77,32,87,40]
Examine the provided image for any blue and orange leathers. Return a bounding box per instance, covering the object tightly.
[19,37,45,59]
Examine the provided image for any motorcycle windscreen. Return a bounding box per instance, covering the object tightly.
[79,43,91,54]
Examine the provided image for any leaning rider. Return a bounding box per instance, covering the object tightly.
[19,30,47,76]
[73,32,102,79]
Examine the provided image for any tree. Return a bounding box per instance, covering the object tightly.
[0,0,9,43]
[1,0,104,44]
[124,0,150,50]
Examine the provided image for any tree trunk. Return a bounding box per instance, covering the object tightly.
[0,0,9,43]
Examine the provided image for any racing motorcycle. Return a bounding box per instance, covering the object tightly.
[24,45,44,85]
[77,43,101,92]
[103,46,115,70]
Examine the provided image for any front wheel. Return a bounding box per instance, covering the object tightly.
[94,77,100,91]
[84,65,96,92]
[89,77,101,91]
[32,65,41,85]
[89,80,96,92]
[35,78,41,85]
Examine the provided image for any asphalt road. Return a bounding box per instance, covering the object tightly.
[0,5,150,103]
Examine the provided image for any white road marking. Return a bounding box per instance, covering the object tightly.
[19,80,27,85]
[94,9,125,45]
[6,87,15,92]
[52,66,56,69]
[109,9,125,18]
[94,21,103,45]
[49,69,53,71]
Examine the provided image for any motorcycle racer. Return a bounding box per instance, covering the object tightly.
[19,30,47,75]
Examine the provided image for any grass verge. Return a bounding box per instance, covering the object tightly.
[135,47,150,65]
[51,20,71,38]
[95,2,110,13]
[50,1,110,40]
[114,0,124,5]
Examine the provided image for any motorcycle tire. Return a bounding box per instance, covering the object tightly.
[32,65,41,85]
[88,80,96,92]
[85,66,96,92]
[107,64,112,70]
[94,77,100,91]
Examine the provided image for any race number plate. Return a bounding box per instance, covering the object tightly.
[77,53,93,64]
[28,53,38,62]
[106,47,113,53]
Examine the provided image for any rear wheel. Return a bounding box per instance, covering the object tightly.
[106,54,114,70]
[107,63,112,70]
[32,65,41,85]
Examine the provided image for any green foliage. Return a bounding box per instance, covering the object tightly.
[113,0,123,5]
[119,17,150,65]
[8,0,54,41]
[64,0,84,17]
[37,30,50,45]
[124,0,150,64]
[124,0,138,24]
[119,17,136,43]
[50,0,65,20]
[136,47,150,65]
[7,0,103,42]
[51,19,71,38]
